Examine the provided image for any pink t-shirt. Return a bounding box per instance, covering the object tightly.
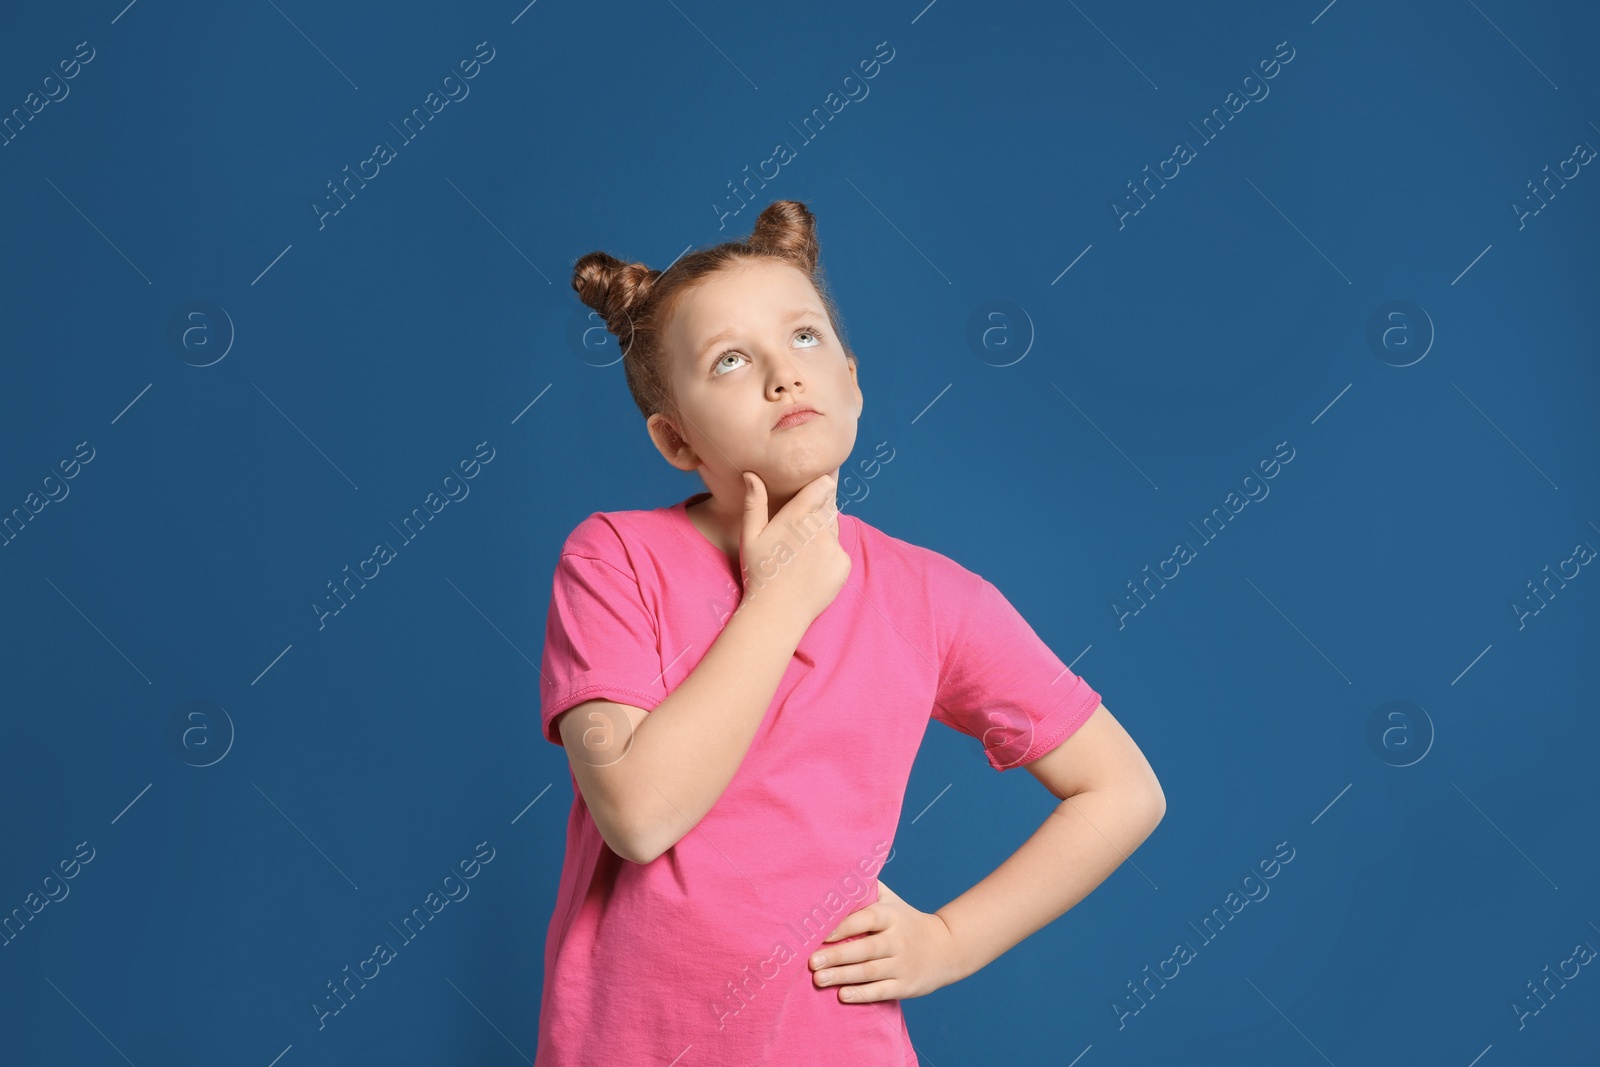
[535,491,1102,1066]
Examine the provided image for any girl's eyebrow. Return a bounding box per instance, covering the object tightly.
[697,309,824,362]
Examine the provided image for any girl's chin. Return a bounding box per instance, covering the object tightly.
[743,473,828,493]
[732,458,846,494]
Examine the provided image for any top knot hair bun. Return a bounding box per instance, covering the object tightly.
[743,199,819,274]
[569,200,851,424]
[569,251,655,355]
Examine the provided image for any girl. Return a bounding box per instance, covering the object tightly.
[536,200,1165,1065]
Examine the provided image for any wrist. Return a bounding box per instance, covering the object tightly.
[934,906,982,985]
[731,586,810,639]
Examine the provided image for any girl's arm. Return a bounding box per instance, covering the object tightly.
[806,703,1165,1000]
[557,589,812,864]
[934,703,1165,980]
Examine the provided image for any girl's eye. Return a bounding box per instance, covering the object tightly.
[711,326,825,375]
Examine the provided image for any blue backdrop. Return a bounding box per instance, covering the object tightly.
[3,1,1596,1064]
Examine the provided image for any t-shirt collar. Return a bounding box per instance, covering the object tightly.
[668,490,857,570]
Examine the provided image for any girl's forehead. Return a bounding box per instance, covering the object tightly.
[702,258,810,293]
[676,268,817,328]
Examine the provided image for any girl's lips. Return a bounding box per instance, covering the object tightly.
[774,409,820,430]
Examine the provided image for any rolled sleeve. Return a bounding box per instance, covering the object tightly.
[931,573,1102,771]
[539,534,669,746]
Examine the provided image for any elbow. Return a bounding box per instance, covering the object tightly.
[623,815,693,865]
[618,835,659,866]
[1144,781,1167,829]
[591,808,652,865]
[595,788,678,864]
[613,817,667,866]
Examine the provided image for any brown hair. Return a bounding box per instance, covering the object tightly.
[570,199,856,425]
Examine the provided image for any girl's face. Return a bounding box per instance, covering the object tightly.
[650,258,863,500]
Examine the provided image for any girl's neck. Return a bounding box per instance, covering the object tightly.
[686,494,741,565]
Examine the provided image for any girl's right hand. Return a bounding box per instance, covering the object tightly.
[739,470,850,627]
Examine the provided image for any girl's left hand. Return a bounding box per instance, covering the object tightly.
[808,881,966,1003]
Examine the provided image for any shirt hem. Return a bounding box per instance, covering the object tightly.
[542,682,667,745]
[992,680,1103,772]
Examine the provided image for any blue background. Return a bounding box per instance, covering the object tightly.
[3,0,1597,1064]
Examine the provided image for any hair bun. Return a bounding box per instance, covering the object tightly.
[571,251,656,344]
[746,200,818,273]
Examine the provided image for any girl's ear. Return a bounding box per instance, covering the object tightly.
[646,413,699,471]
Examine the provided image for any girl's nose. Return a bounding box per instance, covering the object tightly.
[766,363,804,394]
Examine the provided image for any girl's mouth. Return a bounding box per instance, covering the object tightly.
[774,409,820,430]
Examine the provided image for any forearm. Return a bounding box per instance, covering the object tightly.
[935,786,1165,981]
[628,594,809,862]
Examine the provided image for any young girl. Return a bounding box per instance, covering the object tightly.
[536,200,1165,1065]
